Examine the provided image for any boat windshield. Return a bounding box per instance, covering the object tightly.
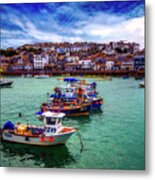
[46,117,56,125]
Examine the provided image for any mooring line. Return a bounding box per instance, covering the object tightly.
[77,132,84,153]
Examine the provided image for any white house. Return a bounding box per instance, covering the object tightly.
[121,61,134,70]
[105,61,114,70]
[24,64,33,70]
[17,58,24,64]
[70,46,81,52]
[51,46,55,51]
[66,56,79,63]
[33,54,49,69]
[133,43,140,53]
[56,47,70,54]
[79,60,94,70]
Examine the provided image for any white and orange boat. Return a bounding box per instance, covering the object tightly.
[1,112,77,146]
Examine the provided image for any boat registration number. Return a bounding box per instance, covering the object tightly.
[4,133,12,138]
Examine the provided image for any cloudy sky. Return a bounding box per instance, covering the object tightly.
[1,0,145,49]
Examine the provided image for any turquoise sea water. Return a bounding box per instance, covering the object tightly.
[0,77,144,169]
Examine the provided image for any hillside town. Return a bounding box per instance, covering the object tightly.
[0,41,145,76]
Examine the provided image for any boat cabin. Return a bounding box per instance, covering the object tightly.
[61,86,76,98]
[51,86,77,99]
[42,111,65,136]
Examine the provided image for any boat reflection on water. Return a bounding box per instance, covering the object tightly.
[1,142,76,168]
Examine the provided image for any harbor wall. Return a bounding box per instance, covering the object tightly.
[1,70,145,77]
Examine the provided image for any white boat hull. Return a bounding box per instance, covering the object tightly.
[139,81,145,88]
[34,75,49,78]
[2,131,75,146]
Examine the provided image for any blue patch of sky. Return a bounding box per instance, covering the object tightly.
[0,1,145,48]
[1,21,22,31]
[1,2,144,27]
[1,1,144,24]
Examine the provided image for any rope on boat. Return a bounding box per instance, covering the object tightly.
[77,132,84,153]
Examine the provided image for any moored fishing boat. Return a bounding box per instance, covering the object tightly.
[35,77,103,120]
[139,81,145,88]
[50,83,103,110]
[135,76,143,80]
[88,96,103,109]
[22,74,33,78]
[36,101,91,118]
[34,74,49,78]
[1,112,77,146]
[122,75,129,79]
[49,95,103,111]
[0,78,13,87]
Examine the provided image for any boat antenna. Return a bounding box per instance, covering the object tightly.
[18,112,29,126]
[77,132,84,153]
[47,92,50,103]
[18,112,23,118]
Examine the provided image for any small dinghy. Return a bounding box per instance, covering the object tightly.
[139,81,145,88]
[34,74,49,78]
[0,78,13,87]
[1,112,77,146]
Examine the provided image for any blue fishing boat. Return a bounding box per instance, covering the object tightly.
[36,77,103,119]
[122,75,129,79]
[50,84,103,110]
[49,94,103,110]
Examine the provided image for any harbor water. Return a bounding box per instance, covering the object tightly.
[0,77,145,169]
